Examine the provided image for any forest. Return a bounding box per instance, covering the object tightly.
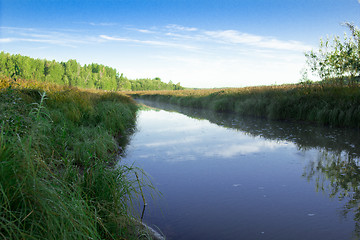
[0,51,184,91]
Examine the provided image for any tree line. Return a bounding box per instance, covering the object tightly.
[0,51,184,91]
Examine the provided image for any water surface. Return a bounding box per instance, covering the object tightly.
[121,100,360,240]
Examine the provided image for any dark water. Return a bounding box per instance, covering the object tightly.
[121,100,360,240]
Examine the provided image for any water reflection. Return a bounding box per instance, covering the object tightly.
[304,150,360,237]
[137,99,360,157]
[131,99,360,239]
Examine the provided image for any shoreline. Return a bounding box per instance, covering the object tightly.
[128,84,360,129]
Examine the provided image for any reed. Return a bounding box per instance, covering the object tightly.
[0,77,152,239]
[128,83,360,128]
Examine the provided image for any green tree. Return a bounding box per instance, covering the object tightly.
[45,60,65,84]
[64,59,80,86]
[31,58,45,81]
[80,64,93,88]
[0,52,7,76]
[306,23,360,85]
[6,55,16,79]
[0,52,184,91]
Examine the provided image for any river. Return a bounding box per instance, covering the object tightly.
[120,99,360,240]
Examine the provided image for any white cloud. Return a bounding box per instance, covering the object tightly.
[166,24,198,32]
[99,34,198,50]
[0,26,102,47]
[0,38,12,43]
[99,35,127,41]
[125,27,157,34]
[89,22,117,26]
[135,29,155,34]
[75,21,117,27]
[0,37,78,47]
[124,25,313,52]
[122,25,313,56]
[203,30,312,51]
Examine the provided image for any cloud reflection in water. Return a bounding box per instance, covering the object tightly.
[133,110,294,162]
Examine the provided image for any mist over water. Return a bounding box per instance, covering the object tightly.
[121,100,360,240]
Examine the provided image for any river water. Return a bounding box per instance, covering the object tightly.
[121,100,360,240]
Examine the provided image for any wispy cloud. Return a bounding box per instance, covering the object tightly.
[0,26,103,47]
[166,24,198,32]
[99,34,198,50]
[121,24,312,53]
[0,38,12,43]
[203,30,312,51]
[1,24,312,53]
[89,22,117,26]
[99,35,128,41]
[102,24,312,58]
[134,29,154,34]
[0,37,78,48]
[126,27,156,34]
[75,21,118,26]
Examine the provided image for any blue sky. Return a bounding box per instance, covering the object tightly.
[1,0,360,88]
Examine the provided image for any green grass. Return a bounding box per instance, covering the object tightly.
[0,77,154,239]
[128,83,360,128]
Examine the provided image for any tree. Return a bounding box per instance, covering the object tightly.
[0,52,185,91]
[46,60,65,85]
[306,23,360,85]
[64,59,80,86]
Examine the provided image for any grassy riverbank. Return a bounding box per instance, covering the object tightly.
[0,77,151,239]
[129,83,360,128]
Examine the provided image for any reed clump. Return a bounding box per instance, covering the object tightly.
[0,77,151,239]
[129,83,360,128]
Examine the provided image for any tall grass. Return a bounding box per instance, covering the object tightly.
[0,77,152,239]
[129,83,360,128]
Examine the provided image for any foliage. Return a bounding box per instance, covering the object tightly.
[129,78,183,91]
[0,77,154,239]
[306,23,360,85]
[0,52,183,91]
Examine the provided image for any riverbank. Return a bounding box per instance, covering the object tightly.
[0,77,152,239]
[128,84,360,128]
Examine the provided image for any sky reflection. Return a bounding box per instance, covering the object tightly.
[122,108,358,240]
[130,110,296,162]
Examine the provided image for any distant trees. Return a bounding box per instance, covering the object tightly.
[0,52,184,91]
[129,78,183,91]
[306,23,360,85]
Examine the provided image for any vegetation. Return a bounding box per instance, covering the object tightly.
[0,77,154,239]
[129,83,360,128]
[301,23,360,237]
[0,51,183,91]
[129,77,183,91]
[305,22,360,85]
